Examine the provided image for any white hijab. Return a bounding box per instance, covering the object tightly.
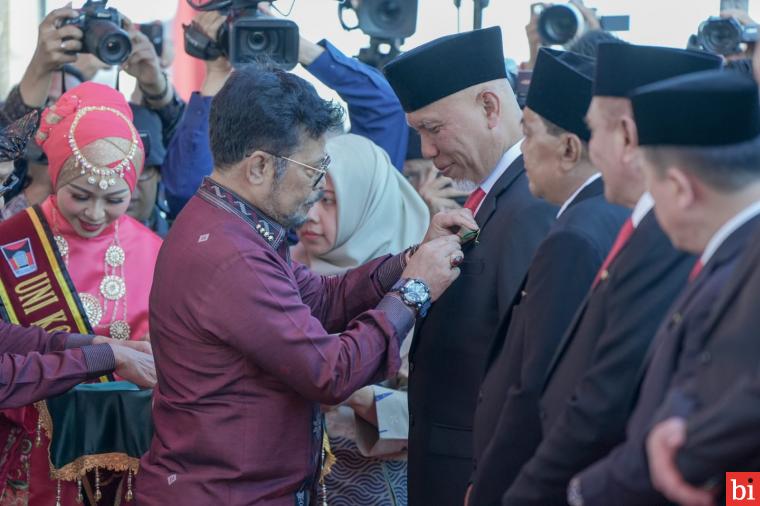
[308,134,429,275]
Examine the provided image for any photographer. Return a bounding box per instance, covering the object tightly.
[1,6,83,125]
[122,17,186,144]
[161,8,409,217]
[127,104,171,236]
[521,0,600,70]
[1,4,184,141]
[0,4,185,231]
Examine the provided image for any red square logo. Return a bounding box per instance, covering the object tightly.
[727,473,760,505]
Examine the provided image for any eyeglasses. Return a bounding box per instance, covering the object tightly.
[0,174,19,198]
[275,154,331,189]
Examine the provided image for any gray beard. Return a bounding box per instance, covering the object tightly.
[277,190,324,230]
[452,178,478,192]
[285,214,309,230]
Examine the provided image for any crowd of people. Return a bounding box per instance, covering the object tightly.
[0,2,758,506]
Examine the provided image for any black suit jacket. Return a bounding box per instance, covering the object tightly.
[468,178,629,506]
[407,155,557,506]
[503,209,695,506]
[575,215,760,506]
[678,363,760,486]
[639,219,760,486]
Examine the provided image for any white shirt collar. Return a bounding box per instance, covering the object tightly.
[480,139,524,195]
[557,173,601,218]
[700,199,760,266]
[631,192,654,228]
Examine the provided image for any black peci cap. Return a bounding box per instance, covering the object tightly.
[526,48,596,141]
[385,27,508,112]
[594,43,722,98]
[631,69,760,147]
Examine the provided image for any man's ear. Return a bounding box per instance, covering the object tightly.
[480,90,502,129]
[620,115,640,166]
[245,151,271,185]
[558,133,584,171]
[666,165,698,212]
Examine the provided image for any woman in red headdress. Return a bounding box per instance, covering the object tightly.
[0,81,161,505]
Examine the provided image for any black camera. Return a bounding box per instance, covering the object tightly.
[184,0,299,70]
[60,0,131,65]
[338,0,418,40]
[697,16,758,56]
[536,3,629,46]
[337,0,418,70]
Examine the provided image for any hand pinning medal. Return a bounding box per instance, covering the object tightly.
[458,226,480,245]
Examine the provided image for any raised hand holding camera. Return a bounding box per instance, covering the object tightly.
[33,6,82,73]
[121,18,172,105]
[533,1,628,46]
[59,0,132,65]
[19,5,82,108]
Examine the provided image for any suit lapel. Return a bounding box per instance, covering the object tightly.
[475,156,526,231]
[489,177,604,372]
[411,156,527,359]
[641,257,715,366]
[681,215,760,348]
[539,180,613,384]
[541,290,592,391]
[541,209,654,391]
[639,215,760,378]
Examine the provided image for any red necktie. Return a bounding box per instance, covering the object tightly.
[464,187,486,214]
[592,218,635,289]
[688,260,704,282]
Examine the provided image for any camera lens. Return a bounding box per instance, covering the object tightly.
[245,30,279,52]
[538,5,583,45]
[86,19,132,64]
[375,0,402,28]
[102,35,129,61]
[701,19,742,55]
[227,16,299,70]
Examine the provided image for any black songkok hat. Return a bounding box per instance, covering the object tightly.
[0,111,40,163]
[594,43,722,97]
[385,27,508,113]
[526,48,595,141]
[631,69,760,147]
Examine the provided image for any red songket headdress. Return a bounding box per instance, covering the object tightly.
[36,82,143,192]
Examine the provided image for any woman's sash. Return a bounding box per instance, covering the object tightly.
[0,206,111,502]
[0,206,92,336]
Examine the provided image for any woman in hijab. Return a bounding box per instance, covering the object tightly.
[292,133,429,506]
[0,81,161,505]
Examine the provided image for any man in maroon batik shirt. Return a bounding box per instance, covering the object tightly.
[137,63,473,505]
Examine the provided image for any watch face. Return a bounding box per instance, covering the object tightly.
[404,280,429,304]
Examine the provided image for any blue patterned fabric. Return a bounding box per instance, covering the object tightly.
[325,436,407,506]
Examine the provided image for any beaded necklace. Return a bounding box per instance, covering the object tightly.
[52,207,130,340]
